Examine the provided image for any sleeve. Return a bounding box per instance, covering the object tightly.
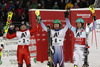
[62,18,69,32]
[7,32,16,39]
[65,18,76,33]
[40,20,47,32]
[29,24,40,35]
[89,21,97,32]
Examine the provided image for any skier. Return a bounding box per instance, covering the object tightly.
[36,15,69,67]
[64,11,97,67]
[6,21,40,67]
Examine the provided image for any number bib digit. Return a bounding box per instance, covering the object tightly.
[19,38,30,45]
[52,38,64,46]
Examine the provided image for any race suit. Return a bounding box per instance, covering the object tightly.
[40,20,69,67]
[66,18,97,67]
[7,28,39,67]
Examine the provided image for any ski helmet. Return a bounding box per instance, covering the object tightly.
[53,19,61,24]
[53,19,61,29]
[76,18,84,24]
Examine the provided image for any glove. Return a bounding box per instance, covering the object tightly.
[84,46,89,56]
[36,15,41,23]
[64,11,69,18]
[64,6,70,18]
[91,13,96,21]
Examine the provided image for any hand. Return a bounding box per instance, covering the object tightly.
[92,13,96,17]
[36,15,41,23]
[48,46,55,55]
[91,13,96,21]
[64,10,70,18]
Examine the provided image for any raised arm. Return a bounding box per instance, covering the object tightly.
[36,15,47,32]
[64,9,76,33]
[89,21,97,32]
[62,18,69,32]
[89,13,97,32]
[6,32,16,39]
[40,20,47,32]
[29,24,40,35]
[65,18,76,33]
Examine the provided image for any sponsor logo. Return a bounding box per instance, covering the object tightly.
[75,38,83,41]
[2,50,17,57]
[77,14,91,18]
[42,20,65,22]
[9,59,18,65]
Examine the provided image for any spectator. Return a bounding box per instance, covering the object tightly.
[45,0,52,9]
[73,3,79,8]
[80,0,88,8]
[8,1,15,11]
[0,8,6,21]
[89,0,95,5]
[26,0,31,9]
[5,1,12,11]
[19,1,24,8]
[59,0,66,9]
[37,3,42,9]
[15,0,19,10]
[0,0,6,9]
[52,2,59,9]
[29,0,38,9]
[41,4,45,9]
[65,0,69,4]
[21,10,26,21]
[16,5,23,20]
[65,1,74,10]
[11,7,18,21]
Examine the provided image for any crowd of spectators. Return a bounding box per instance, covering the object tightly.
[0,0,95,36]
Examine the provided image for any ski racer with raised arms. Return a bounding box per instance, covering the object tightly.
[6,21,40,67]
[36,15,69,67]
[64,11,97,67]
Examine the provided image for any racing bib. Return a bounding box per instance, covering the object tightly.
[52,38,64,46]
[17,30,31,45]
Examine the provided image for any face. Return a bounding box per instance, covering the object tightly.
[76,22,82,29]
[11,26,14,30]
[54,23,60,30]
[20,25,26,30]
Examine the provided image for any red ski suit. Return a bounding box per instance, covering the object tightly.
[7,27,39,67]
